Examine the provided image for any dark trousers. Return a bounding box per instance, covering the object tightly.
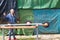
[9,29,15,38]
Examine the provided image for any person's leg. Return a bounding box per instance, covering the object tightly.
[8,29,12,40]
[12,29,17,40]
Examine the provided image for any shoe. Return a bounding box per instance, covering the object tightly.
[14,38,17,40]
[8,38,11,40]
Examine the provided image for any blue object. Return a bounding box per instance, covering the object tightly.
[6,13,16,24]
[33,9,60,34]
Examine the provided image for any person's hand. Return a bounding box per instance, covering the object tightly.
[35,24,39,28]
[43,22,49,28]
[3,12,6,16]
[7,23,11,27]
[17,21,20,24]
[7,23,11,25]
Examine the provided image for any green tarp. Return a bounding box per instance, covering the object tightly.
[18,9,34,23]
[33,9,59,34]
[17,0,60,9]
[17,0,60,35]
[18,10,34,35]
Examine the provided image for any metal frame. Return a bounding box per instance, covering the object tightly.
[0,23,43,26]
[0,23,43,40]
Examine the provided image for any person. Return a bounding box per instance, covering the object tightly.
[6,9,17,40]
[1,12,7,24]
[26,21,31,25]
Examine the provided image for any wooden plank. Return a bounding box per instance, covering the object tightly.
[0,26,36,29]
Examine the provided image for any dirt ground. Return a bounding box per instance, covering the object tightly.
[0,34,60,40]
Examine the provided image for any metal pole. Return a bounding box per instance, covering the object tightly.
[36,26,38,40]
[0,23,43,26]
[2,28,5,40]
[2,25,5,40]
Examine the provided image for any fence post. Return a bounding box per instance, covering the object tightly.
[36,26,38,40]
[2,28,5,40]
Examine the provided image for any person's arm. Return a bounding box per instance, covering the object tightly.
[5,15,10,24]
[15,16,20,23]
